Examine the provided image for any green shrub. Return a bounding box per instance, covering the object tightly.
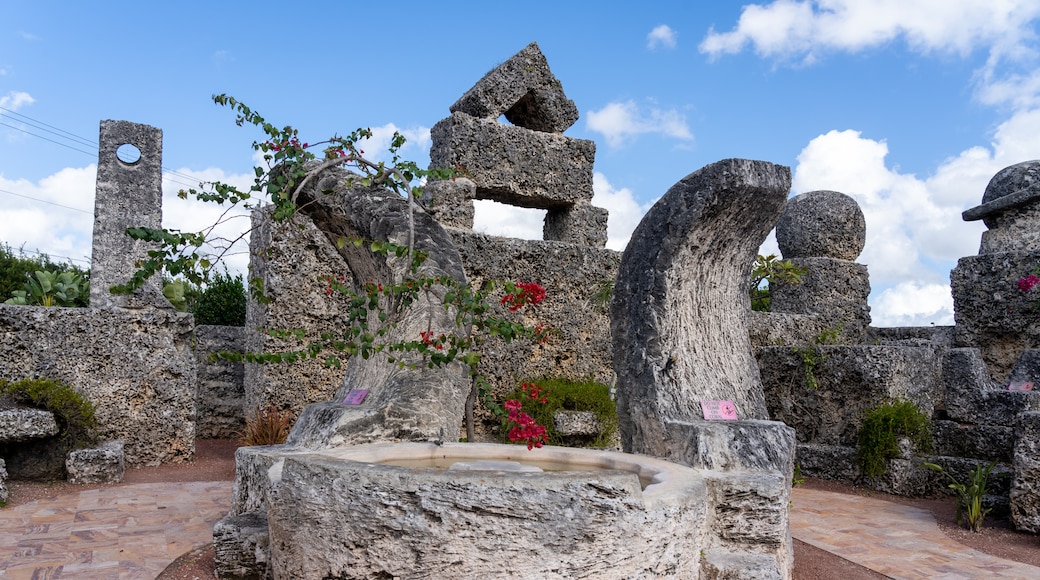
[856,399,931,478]
[0,378,98,449]
[749,254,807,312]
[163,276,202,313]
[0,244,90,307]
[193,272,247,326]
[501,378,617,448]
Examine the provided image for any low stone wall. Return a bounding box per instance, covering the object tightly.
[0,304,196,466]
[195,325,246,439]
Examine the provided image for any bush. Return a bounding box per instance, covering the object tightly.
[238,404,294,446]
[500,378,617,448]
[0,244,90,307]
[193,272,247,326]
[856,399,931,478]
[0,378,98,449]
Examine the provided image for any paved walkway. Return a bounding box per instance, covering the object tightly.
[0,480,1038,578]
[0,481,231,580]
[792,486,1040,579]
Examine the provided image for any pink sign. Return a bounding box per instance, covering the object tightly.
[342,389,369,405]
[700,400,738,421]
[1009,381,1034,392]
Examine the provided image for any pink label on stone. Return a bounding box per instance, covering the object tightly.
[1009,382,1034,392]
[701,400,738,420]
[343,389,369,405]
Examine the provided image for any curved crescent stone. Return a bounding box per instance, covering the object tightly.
[610,158,791,455]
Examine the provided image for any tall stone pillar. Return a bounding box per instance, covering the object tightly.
[90,120,168,309]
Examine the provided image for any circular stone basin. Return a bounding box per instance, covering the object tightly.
[266,442,708,579]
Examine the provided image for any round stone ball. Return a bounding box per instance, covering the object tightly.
[776,190,866,260]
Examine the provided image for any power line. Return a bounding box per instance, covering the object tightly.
[0,121,98,158]
[2,245,90,266]
[0,188,92,213]
[0,106,97,148]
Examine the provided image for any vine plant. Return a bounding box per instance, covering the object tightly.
[114,95,548,442]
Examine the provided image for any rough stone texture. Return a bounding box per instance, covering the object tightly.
[418,177,476,229]
[943,348,1040,425]
[543,201,609,247]
[450,42,579,133]
[90,120,168,309]
[265,444,707,579]
[194,325,246,439]
[269,167,471,449]
[1008,349,1040,387]
[449,231,619,405]
[951,251,1040,380]
[553,410,601,437]
[963,160,1040,253]
[659,420,796,475]
[933,419,1015,462]
[748,311,830,353]
[228,445,298,516]
[703,470,791,550]
[700,550,785,580]
[760,345,942,446]
[66,440,124,484]
[0,458,7,504]
[612,159,791,455]
[1011,411,1040,532]
[244,209,353,416]
[776,190,866,261]
[769,258,871,341]
[795,443,860,483]
[430,112,596,208]
[214,511,270,580]
[0,407,58,442]
[864,325,956,347]
[0,304,196,466]
[0,434,68,480]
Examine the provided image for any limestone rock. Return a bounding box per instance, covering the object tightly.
[769,258,871,340]
[963,160,1040,253]
[543,200,609,247]
[66,440,124,484]
[776,190,866,261]
[553,410,601,437]
[419,177,476,229]
[660,419,796,474]
[0,407,58,443]
[944,348,1040,425]
[195,325,246,439]
[450,42,579,133]
[933,420,1015,462]
[1011,411,1040,531]
[430,112,595,207]
[612,159,791,455]
[214,511,270,580]
[0,458,7,504]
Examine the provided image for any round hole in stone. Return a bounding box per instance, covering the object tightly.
[116,143,142,165]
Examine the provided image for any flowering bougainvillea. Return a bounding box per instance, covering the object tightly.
[503,382,551,449]
[501,282,546,312]
[1019,274,1039,292]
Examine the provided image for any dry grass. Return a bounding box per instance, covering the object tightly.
[238,404,294,446]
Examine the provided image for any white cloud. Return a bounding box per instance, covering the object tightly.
[586,100,693,148]
[472,200,545,240]
[592,172,651,251]
[0,166,96,267]
[0,91,34,111]
[647,25,678,50]
[871,282,954,326]
[354,123,431,165]
[700,0,1040,60]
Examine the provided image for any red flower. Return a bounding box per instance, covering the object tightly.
[1019,274,1039,292]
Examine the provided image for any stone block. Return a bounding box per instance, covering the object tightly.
[0,305,196,467]
[795,443,859,482]
[229,444,302,516]
[450,42,579,133]
[0,407,58,443]
[703,471,790,549]
[213,511,270,580]
[1011,411,1040,532]
[430,112,595,207]
[66,440,124,484]
[700,550,785,580]
[543,201,608,247]
[553,410,601,437]
[0,458,7,504]
[769,257,871,339]
[944,349,1040,425]
[933,420,1015,462]
[448,231,619,400]
[951,251,1040,380]
[660,419,796,474]
[420,177,476,229]
[760,345,941,446]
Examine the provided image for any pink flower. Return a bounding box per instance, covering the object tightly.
[1019,274,1040,292]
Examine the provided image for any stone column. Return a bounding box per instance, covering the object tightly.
[89,120,168,309]
[771,190,871,341]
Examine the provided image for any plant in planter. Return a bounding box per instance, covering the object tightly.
[500,378,617,448]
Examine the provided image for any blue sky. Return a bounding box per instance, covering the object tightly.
[3,1,1040,326]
